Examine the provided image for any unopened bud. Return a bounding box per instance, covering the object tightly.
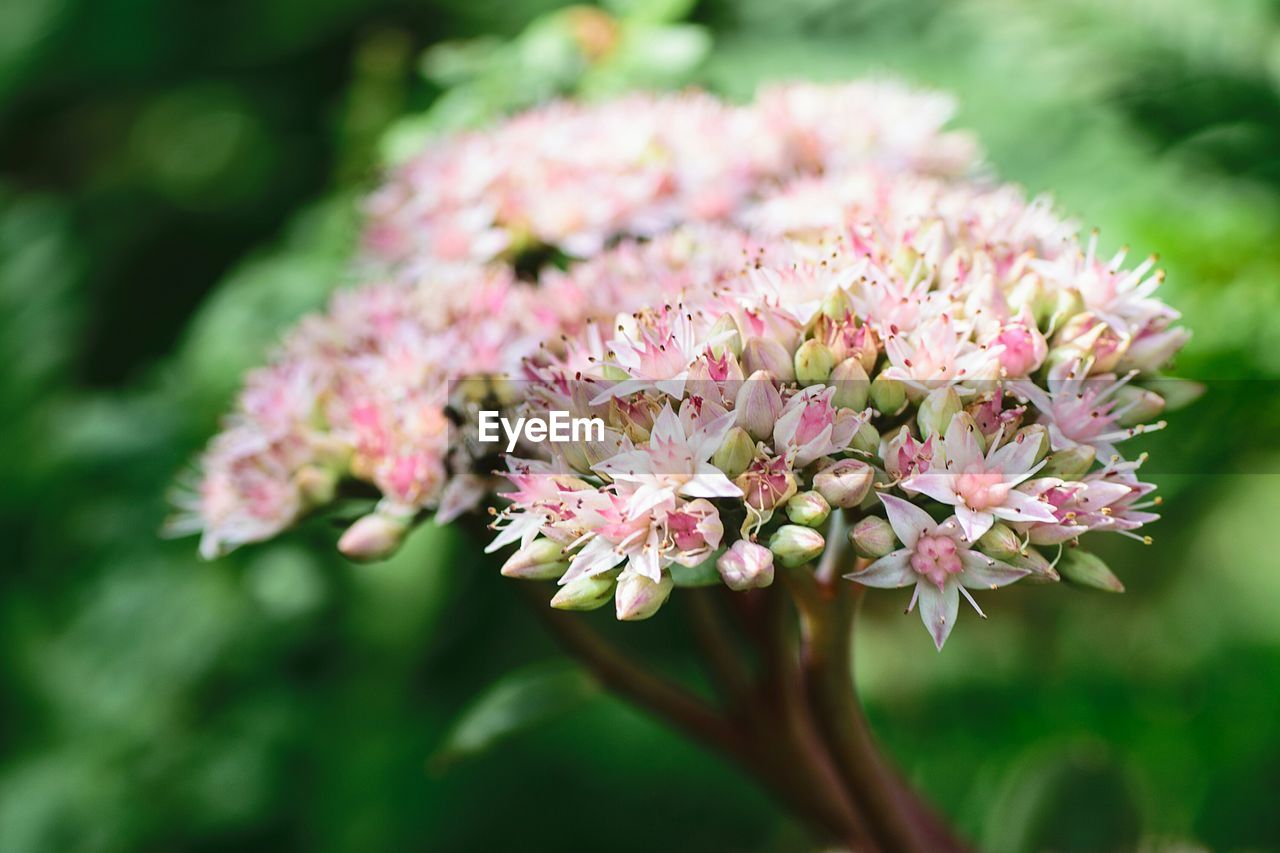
[975,522,1022,561]
[769,525,826,568]
[785,491,831,527]
[1008,547,1059,583]
[916,386,963,440]
[550,572,617,611]
[743,337,795,383]
[1014,424,1051,464]
[849,515,896,558]
[735,370,784,441]
[1041,444,1096,480]
[712,426,756,479]
[794,339,837,385]
[821,288,852,320]
[829,358,870,410]
[338,512,410,563]
[1057,548,1125,592]
[813,458,874,508]
[869,373,907,416]
[708,313,743,359]
[500,538,571,580]
[615,573,674,621]
[716,540,775,590]
[850,421,880,455]
[1113,385,1165,427]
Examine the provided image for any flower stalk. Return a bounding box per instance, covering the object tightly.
[509,511,967,851]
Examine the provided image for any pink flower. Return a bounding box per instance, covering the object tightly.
[772,385,866,466]
[903,415,1056,541]
[846,494,1028,649]
[593,402,742,519]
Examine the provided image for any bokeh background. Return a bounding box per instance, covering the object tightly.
[3,0,1280,849]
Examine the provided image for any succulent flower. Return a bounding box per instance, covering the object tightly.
[846,495,1029,649]
[179,79,1186,647]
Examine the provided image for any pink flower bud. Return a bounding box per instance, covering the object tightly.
[338,511,410,562]
[735,370,784,441]
[716,540,775,591]
[742,336,795,383]
[849,515,896,558]
[995,311,1048,376]
[615,573,675,621]
[813,458,875,508]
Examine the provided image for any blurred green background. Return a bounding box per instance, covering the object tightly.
[3,0,1280,850]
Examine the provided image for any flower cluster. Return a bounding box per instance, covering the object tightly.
[177,81,977,561]
[180,80,1188,648]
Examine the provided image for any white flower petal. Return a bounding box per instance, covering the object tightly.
[878,493,936,548]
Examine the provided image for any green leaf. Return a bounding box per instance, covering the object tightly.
[1058,548,1125,593]
[430,662,600,769]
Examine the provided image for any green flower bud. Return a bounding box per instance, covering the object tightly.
[1040,444,1096,480]
[1113,385,1165,427]
[821,288,852,320]
[708,313,743,359]
[743,337,795,383]
[869,373,907,416]
[829,358,870,410]
[500,538,571,580]
[849,515,896,558]
[712,426,756,479]
[916,386,963,440]
[975,522,1022,561]
[794,339,837,385]
[850,421,880,455]
[813,458,874,508]
[1007,547,1059,583]
[550,573,617,611]
[1057,548,1125,592]
[615,573,675,621]
[769,525,826,568]
[785,491,831,527]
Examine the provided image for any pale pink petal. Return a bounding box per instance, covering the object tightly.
[917,581,959,650]
[878,493,937,548]
[846,550,914,588]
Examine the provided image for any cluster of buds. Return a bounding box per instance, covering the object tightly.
[180,81,1189,648]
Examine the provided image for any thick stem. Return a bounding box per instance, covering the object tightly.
[795,520,968,853]
[519,587,857,845]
